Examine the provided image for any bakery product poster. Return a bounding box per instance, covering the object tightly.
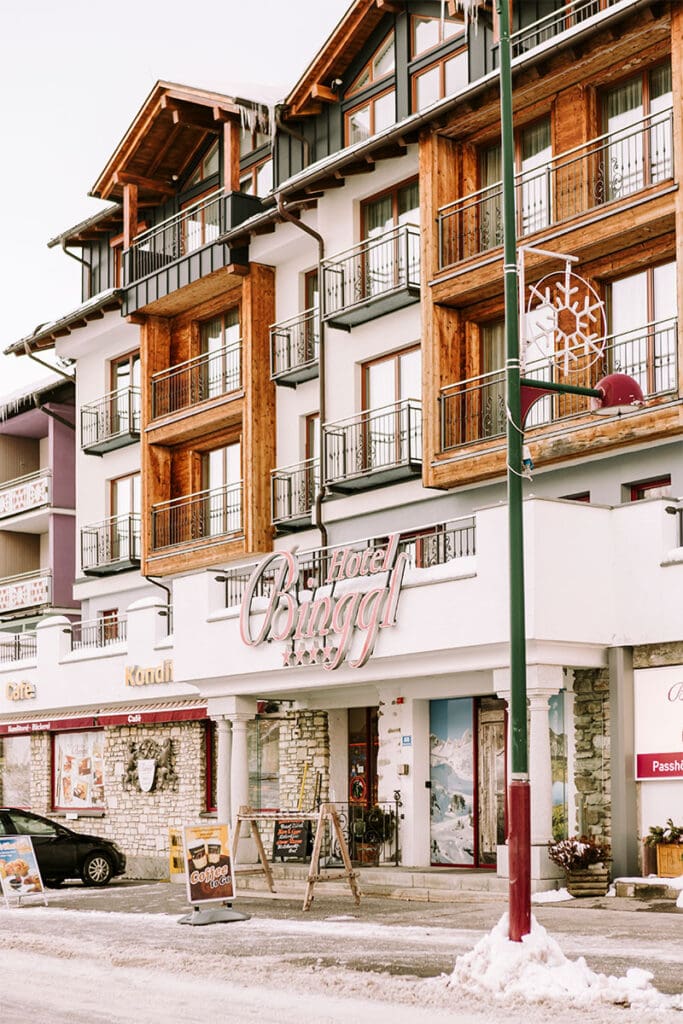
[183,823,234,906]
[0,836,46,906]
[54,730,105,809]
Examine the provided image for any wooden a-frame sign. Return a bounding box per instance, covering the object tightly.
[233,802,361,911]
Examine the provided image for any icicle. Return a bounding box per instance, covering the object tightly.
[454,0,482,27]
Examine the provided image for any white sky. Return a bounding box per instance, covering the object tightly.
[0,0,350,392]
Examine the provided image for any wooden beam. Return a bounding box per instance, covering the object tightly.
[223,118,241,193]
[115,171,175,197]
[375,0,402,10]
[122,182,138,249]
[311,84,338,103]
[160,96,220,132]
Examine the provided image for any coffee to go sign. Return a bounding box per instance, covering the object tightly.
[240,535,407,670]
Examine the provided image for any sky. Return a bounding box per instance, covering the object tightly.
[0,0,350,393]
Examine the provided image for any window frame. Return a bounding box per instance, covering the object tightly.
[360,176,420,239]
[628,476,672,502]
[411,45,468,112]
[346,31,396,98]
[344,85,396,147]
[410,13,464,60]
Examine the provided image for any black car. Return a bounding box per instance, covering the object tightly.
[0,807,126,886]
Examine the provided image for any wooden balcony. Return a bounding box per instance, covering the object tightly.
[271,458,319,532]
[81,387,141,455]
[0,569,52,615]
[151,341,241,419]
[270,308,319,387]
[81,514,141,576]
[439,318,678,453]
[322,224,420,331]
[0,469,51,520]
[150,482,242,552]
[324,400,422,493]
[437,112,673,272]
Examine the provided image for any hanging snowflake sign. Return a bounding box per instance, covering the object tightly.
[525,264,606,376]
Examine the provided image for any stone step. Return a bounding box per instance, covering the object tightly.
[614,877,681,900]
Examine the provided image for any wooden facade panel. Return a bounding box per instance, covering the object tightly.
[0,436,39,485]
[0,532,40,578]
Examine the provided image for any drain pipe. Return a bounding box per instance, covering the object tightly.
[23,340,75,383]
[60,240,92,298]
[275,193,327,550]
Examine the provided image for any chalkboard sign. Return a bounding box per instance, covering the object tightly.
[272,819,311,861]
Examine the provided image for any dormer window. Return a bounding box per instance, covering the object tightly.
[347,32,395,96]
[187,140,219,188]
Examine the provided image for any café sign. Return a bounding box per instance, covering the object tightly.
[5,681,36,702]
[239,534,407,670]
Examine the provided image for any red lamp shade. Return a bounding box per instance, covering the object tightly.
[591,373,644,415]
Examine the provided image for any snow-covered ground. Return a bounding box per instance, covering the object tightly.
[0,891,681,1023]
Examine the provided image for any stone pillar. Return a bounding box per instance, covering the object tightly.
[215,717,232,825]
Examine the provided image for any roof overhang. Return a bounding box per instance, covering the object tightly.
[4,290,123,357]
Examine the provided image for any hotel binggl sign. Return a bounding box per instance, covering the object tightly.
[240,534,407,670]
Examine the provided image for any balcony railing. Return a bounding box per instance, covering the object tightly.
[221,517,476,608]
[271,458,319,530]
[324,400,422,492]
[322,224,421,329]
[81,515,141,576]
[507,0,619,60]
[71,615,127,650]
[440,318,678,451]
[124,190,223,284]
[151,482,243,551]
[0,569,52,615]
[151,341,242,418]
[270,308,319,386]
[0,632,37,663]
[81,387,141,454]
[0,469,51,519]
[438,111,673,271]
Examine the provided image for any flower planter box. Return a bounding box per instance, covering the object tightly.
[566,865,609,897]
[355,842,380,866]
[656,843,683,878]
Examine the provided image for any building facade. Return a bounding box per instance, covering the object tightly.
[0,0,681,883]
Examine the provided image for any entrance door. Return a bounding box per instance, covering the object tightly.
[429,697,506,867]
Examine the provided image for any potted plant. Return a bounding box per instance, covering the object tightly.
[643,819,683,878]
[548,835,611,896]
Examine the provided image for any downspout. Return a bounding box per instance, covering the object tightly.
[144,575,172,633]
[60,240,92,298]
[37,403,76,432]
[23,340,75,383]
[275,107,311,169]
[275,193,327,550]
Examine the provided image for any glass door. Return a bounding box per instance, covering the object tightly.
[202,442,241,537]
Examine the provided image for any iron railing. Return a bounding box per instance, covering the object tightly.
[124,189,223,284]
[0,569,52,615]
[322,800,400,867]
[151,482,243,551]
[324,400,422,486]
[71,615,127,650]
[322,223,420,320]
[270,308,319,381]
[0,469,52,518]
[506,0,619,60]
[440,318,678,451]
[81,515,141,572]
[152,340,242,418]
[271,458,319,527]
[0,632,37,663]
[438,111,673,270]
[222,517,476,608]
[80,387,141,450]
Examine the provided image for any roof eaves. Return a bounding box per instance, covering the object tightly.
[4,289,124,357]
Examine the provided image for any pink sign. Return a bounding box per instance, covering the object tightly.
[636,753,683,780]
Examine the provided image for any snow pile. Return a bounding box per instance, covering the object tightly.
[531,887,574,904]
[448,913,683,1011]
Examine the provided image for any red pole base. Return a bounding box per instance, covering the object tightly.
[508,778,531,942]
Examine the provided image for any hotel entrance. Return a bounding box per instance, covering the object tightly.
[429,697,506,867]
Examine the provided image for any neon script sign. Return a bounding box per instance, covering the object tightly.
[239,535,407,670]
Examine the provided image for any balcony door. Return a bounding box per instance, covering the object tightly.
[110,474,140,562]
[362,347,421,471]
[200,310,240,400]
[603,64,672,199]
[202,442,241,537]
[480,118,551,247]
[607,261,676,396]
[360,180,419,298]
[110,352,140,435]
[480,323,506,438]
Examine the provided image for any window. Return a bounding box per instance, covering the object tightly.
[562,492,591,502]
[187,140,219,188]
[629,476,671,502]
[346,89,396,145]
[110,473,141,562]
[53,730,105,810]
[240,126,270,157]
[199,309,241,399]
[480,322,506,438]
[480,117,552,245]
[347,32,395,95]
[240,157,273,197]
[413,50,467,111]
[411,14,463,57]
[361,347,422,469]
[304,413,320,511]
[358,180,420,298]
[606,261,676,396]
[98,609,121,644]
[181,189,221,253]
[202,442,242,537]
[603,64,672,199]
[248,719,280,811]
[0,735,30,807]
[109,351,141,434]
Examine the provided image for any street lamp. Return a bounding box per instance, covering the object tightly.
[456,0,644,941]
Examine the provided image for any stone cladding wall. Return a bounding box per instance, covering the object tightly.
[572,668,611,844]
[278,711,329,811]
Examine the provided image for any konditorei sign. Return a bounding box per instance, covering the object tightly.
[125,660,174,687]
[634,670,683,780]
[240,534,407,670]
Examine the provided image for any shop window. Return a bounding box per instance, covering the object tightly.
[606,261,676,397]
[0,734,31,807]
[53,730,105,810]
[628,476,672,502]
[248,719,280,811]
[602,63,672,199]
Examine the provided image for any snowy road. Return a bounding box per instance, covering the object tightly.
[0,895,681,1024]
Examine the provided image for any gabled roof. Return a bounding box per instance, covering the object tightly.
[47,204,123,249]
[91,81,272,203]
[4,290,123,357]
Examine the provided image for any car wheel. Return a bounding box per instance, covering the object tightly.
[81,852,113,886]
